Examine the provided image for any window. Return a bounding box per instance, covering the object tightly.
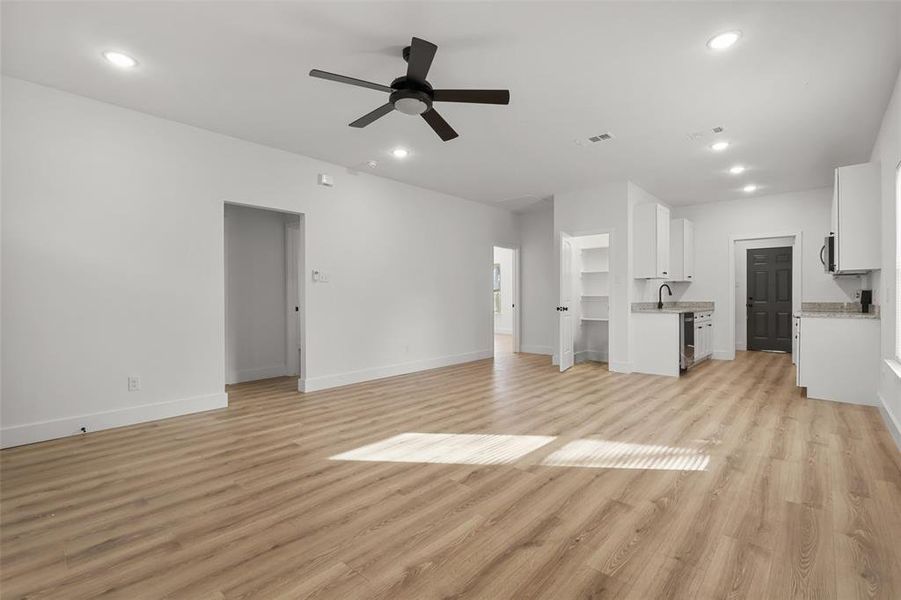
[896,163,901,361]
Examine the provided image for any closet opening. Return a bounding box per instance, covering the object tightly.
[557,232,610,372]
[224,203,304,386]
[493,246,520,357]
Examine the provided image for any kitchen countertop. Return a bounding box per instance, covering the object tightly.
[794,301,880,320]
[795,311,879,320]
[632,302,714,314]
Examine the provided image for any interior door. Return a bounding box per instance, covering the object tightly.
[747,246,793,352]
[558,234,574,372]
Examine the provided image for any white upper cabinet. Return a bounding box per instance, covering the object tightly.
[633,202,671,279]
[668,218,694,282]
[832,162,880,273]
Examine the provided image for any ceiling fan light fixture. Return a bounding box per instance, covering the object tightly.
[394,97,429,115]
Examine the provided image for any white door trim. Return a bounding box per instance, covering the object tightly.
[727,230,803,361]
[492,244,521,354]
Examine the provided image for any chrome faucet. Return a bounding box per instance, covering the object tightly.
[657,283,672,310]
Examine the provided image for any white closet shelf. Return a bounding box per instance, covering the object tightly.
[581,317,609,322]
[581,295,609,300]
[581,247,609,252]
[580,270,609,275]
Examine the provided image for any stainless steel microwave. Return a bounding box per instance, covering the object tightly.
[820,234,835,273]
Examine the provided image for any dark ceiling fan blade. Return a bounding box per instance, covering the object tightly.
[421,108,458,141]
[406,37,438,82]
[349,103,395,128]
[432,89,510,105]
[309,69,393,93]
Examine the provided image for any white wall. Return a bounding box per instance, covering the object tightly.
[734,237,795,351]
[493,247,514,335]
[671,188,861,357]
[225,204,296,384]
[518,207,555,355]
[1,77,519,447]
[871,67,901,447]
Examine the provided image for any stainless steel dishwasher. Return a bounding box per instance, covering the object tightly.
[680,312,695,371]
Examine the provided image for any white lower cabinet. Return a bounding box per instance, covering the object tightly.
[796,317,879,405]
[695,312,714,360]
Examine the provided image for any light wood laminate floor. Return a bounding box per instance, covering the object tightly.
[2,351,900,599]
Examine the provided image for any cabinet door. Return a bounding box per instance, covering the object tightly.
[656,204,670,278]
[633,203,656,278]
[705,322,713,358]
[683,220,694,281]
[834,163,880,272]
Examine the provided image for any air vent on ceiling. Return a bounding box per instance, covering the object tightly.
[588,132,614,143]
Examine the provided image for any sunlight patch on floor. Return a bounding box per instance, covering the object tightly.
[541,438,710,471]
[329,432,555,465]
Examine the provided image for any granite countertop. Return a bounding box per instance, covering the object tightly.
[632,301,714,314]
[795,311,879,320]
[794,301,880,320]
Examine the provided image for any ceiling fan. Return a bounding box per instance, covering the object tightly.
[309,37,510,141]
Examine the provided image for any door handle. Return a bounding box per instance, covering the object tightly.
[819,244,826,266]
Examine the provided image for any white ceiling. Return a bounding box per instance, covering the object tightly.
[3,2,899,208]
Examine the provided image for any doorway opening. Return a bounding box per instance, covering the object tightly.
[732,236,797,354]
[224,204,304,385]
[492,246,520,356]
[557,232,611,372]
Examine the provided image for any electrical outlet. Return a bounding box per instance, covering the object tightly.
[128,376,141,392]
[854,290,861,299]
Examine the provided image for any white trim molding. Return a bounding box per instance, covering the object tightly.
[878,393,901,451]
[576,350,609,363]
[521,345,553,356]
[228,364,289,385]
[609,361,633,374]
[727,230,804,361]
[0,392,228,449]
[299,350,493,393]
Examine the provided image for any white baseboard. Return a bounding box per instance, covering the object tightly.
[0,392,228,449]
[521,344,553,356]
[228,363,289,384]
[299,349,493,393]
[877,393,901,452]
[609,361,632,374]
[576,350,608,363]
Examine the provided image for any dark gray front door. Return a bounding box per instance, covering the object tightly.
[747,247,792,352]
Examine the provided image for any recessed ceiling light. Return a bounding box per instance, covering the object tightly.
[711,141,729,152]
[729,165,746,174]
[707,31,742,51]
[743,184,758,193]
[103,51,138,69]
[391,148,409,159]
